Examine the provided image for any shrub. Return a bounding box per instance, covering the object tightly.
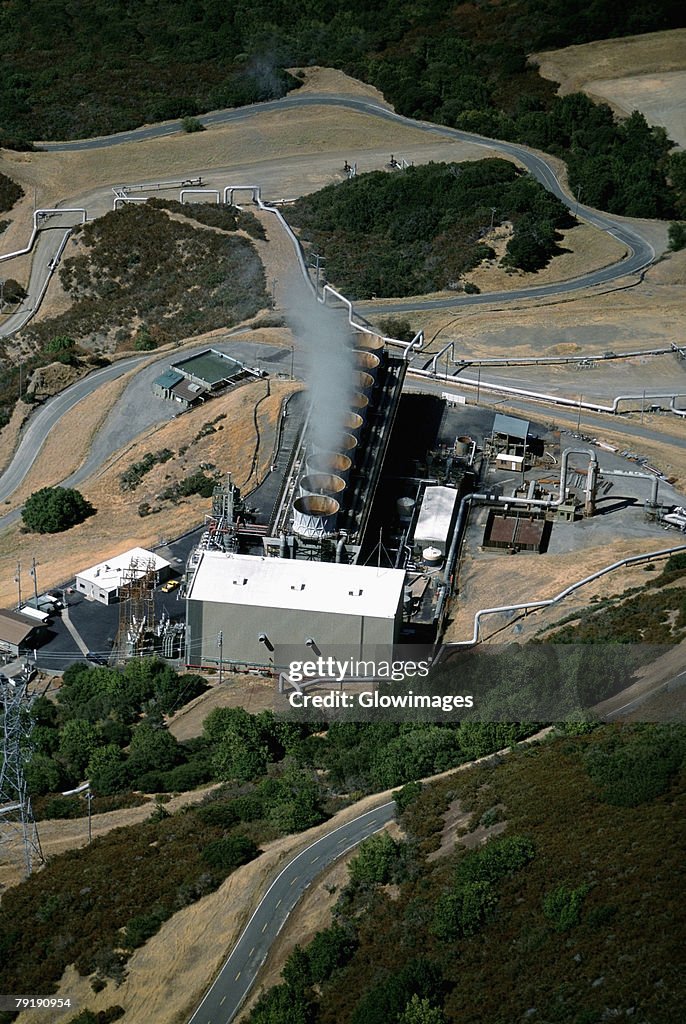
[181,116,205,133]
[542,883,589,931]
[668,221,686,251]
[22,486,95,533]
[348,832,400,885]
[202,834,259,871]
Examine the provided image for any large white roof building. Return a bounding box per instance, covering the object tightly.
[185,551,406,669]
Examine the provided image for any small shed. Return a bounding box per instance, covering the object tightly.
[491,414,529,458]
[495,453,525,472]
[0,609,45,658]
[75,547,171,605]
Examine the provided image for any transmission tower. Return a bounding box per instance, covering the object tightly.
[0,675,44,876]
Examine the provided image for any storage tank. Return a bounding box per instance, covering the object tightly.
[422,546,443,567]
[397,497,415,522]
[292,495,340,539]
[307,450,353,481]
[299,473,346,499]
[454,435,471,457]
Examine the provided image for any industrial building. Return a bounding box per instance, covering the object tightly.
[186,551,406,669]
[413,486,460,558]
[0,609,46,659]
[488,413,529,460]
[152,349,259,408]
[75,547,171,605]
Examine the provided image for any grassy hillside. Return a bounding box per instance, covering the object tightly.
[0,202,267,428]
[0,2,683,218]
[248,723,686,1024]
[285,159,574,298]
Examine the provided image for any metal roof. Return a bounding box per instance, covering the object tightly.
[153,369,184,390]
[187,552,406,619]
[493,413,529,439]
[414,486,459,545]
[0,609,41,645]
[172,349,245,386]
[171,379,208,403]
[76,547,171,592]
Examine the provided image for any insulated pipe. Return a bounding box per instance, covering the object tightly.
[408,367,686,415]
[600,469,660,507]
[670,398,686,418]
[446,543,686,647]
[180,189,221,203]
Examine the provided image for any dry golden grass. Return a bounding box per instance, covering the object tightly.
[168,675,277,741]
[465,221,627,293]
[533,28,686,94]
[444,537,676,646]
[0,377,301,607]
[534,29,686,148]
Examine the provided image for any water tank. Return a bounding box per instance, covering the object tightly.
[299,473,346,499]
[292,495,340,539]
[397,497,415,521]
[454,435,471,457]
[423,546,443,567]
[307,450,352,481]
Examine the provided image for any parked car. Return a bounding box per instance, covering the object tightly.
[161,578,180,593]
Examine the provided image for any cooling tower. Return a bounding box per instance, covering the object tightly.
[353,350,381,381]
[307,450,353,481]
[352,370,374,396]
[299,473,346,498]
[292,495,340,539]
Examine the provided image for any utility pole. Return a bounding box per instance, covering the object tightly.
[271,278,277,310]
[217,630,224,685]
[641,389,646,425]
[577,394,583,432]
[86,788,93,844]
[290,345,295,380]
[490,207,497,231]
[14,561,22,611]
[476,364,481,405]
[29,557,38,604]
[575,184,583,218]
[309,253,324,297]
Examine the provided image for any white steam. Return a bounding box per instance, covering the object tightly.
[285,272,355,456]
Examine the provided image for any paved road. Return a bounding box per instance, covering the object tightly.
[188,801,395,1024]
[33,91,654,299]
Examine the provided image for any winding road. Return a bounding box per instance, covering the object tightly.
[0,91,664,507]
[188,802,395,1024]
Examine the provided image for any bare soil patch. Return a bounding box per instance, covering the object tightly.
[168,675,277,741]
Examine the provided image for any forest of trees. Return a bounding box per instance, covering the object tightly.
[286,159,575,298]
[245,723,686,1024]
[0,1,683,218]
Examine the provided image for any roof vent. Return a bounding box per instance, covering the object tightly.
[233,578,248,586]
[348,589,363,596]
[290,583,306,591]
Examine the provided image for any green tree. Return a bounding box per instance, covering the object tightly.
[202,834,259,872]
[58,718,100,779]
[205,707,270,782]
[348,831,400,885]
[25,752,62,795]
[87,744,128,795]
[22,486,95,533]
[668,222,686,251]
[127,723,181,780]
[398,994,447,1024]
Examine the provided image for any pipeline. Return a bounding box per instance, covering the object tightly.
[408,366,686,416]
[445,543,686,647]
